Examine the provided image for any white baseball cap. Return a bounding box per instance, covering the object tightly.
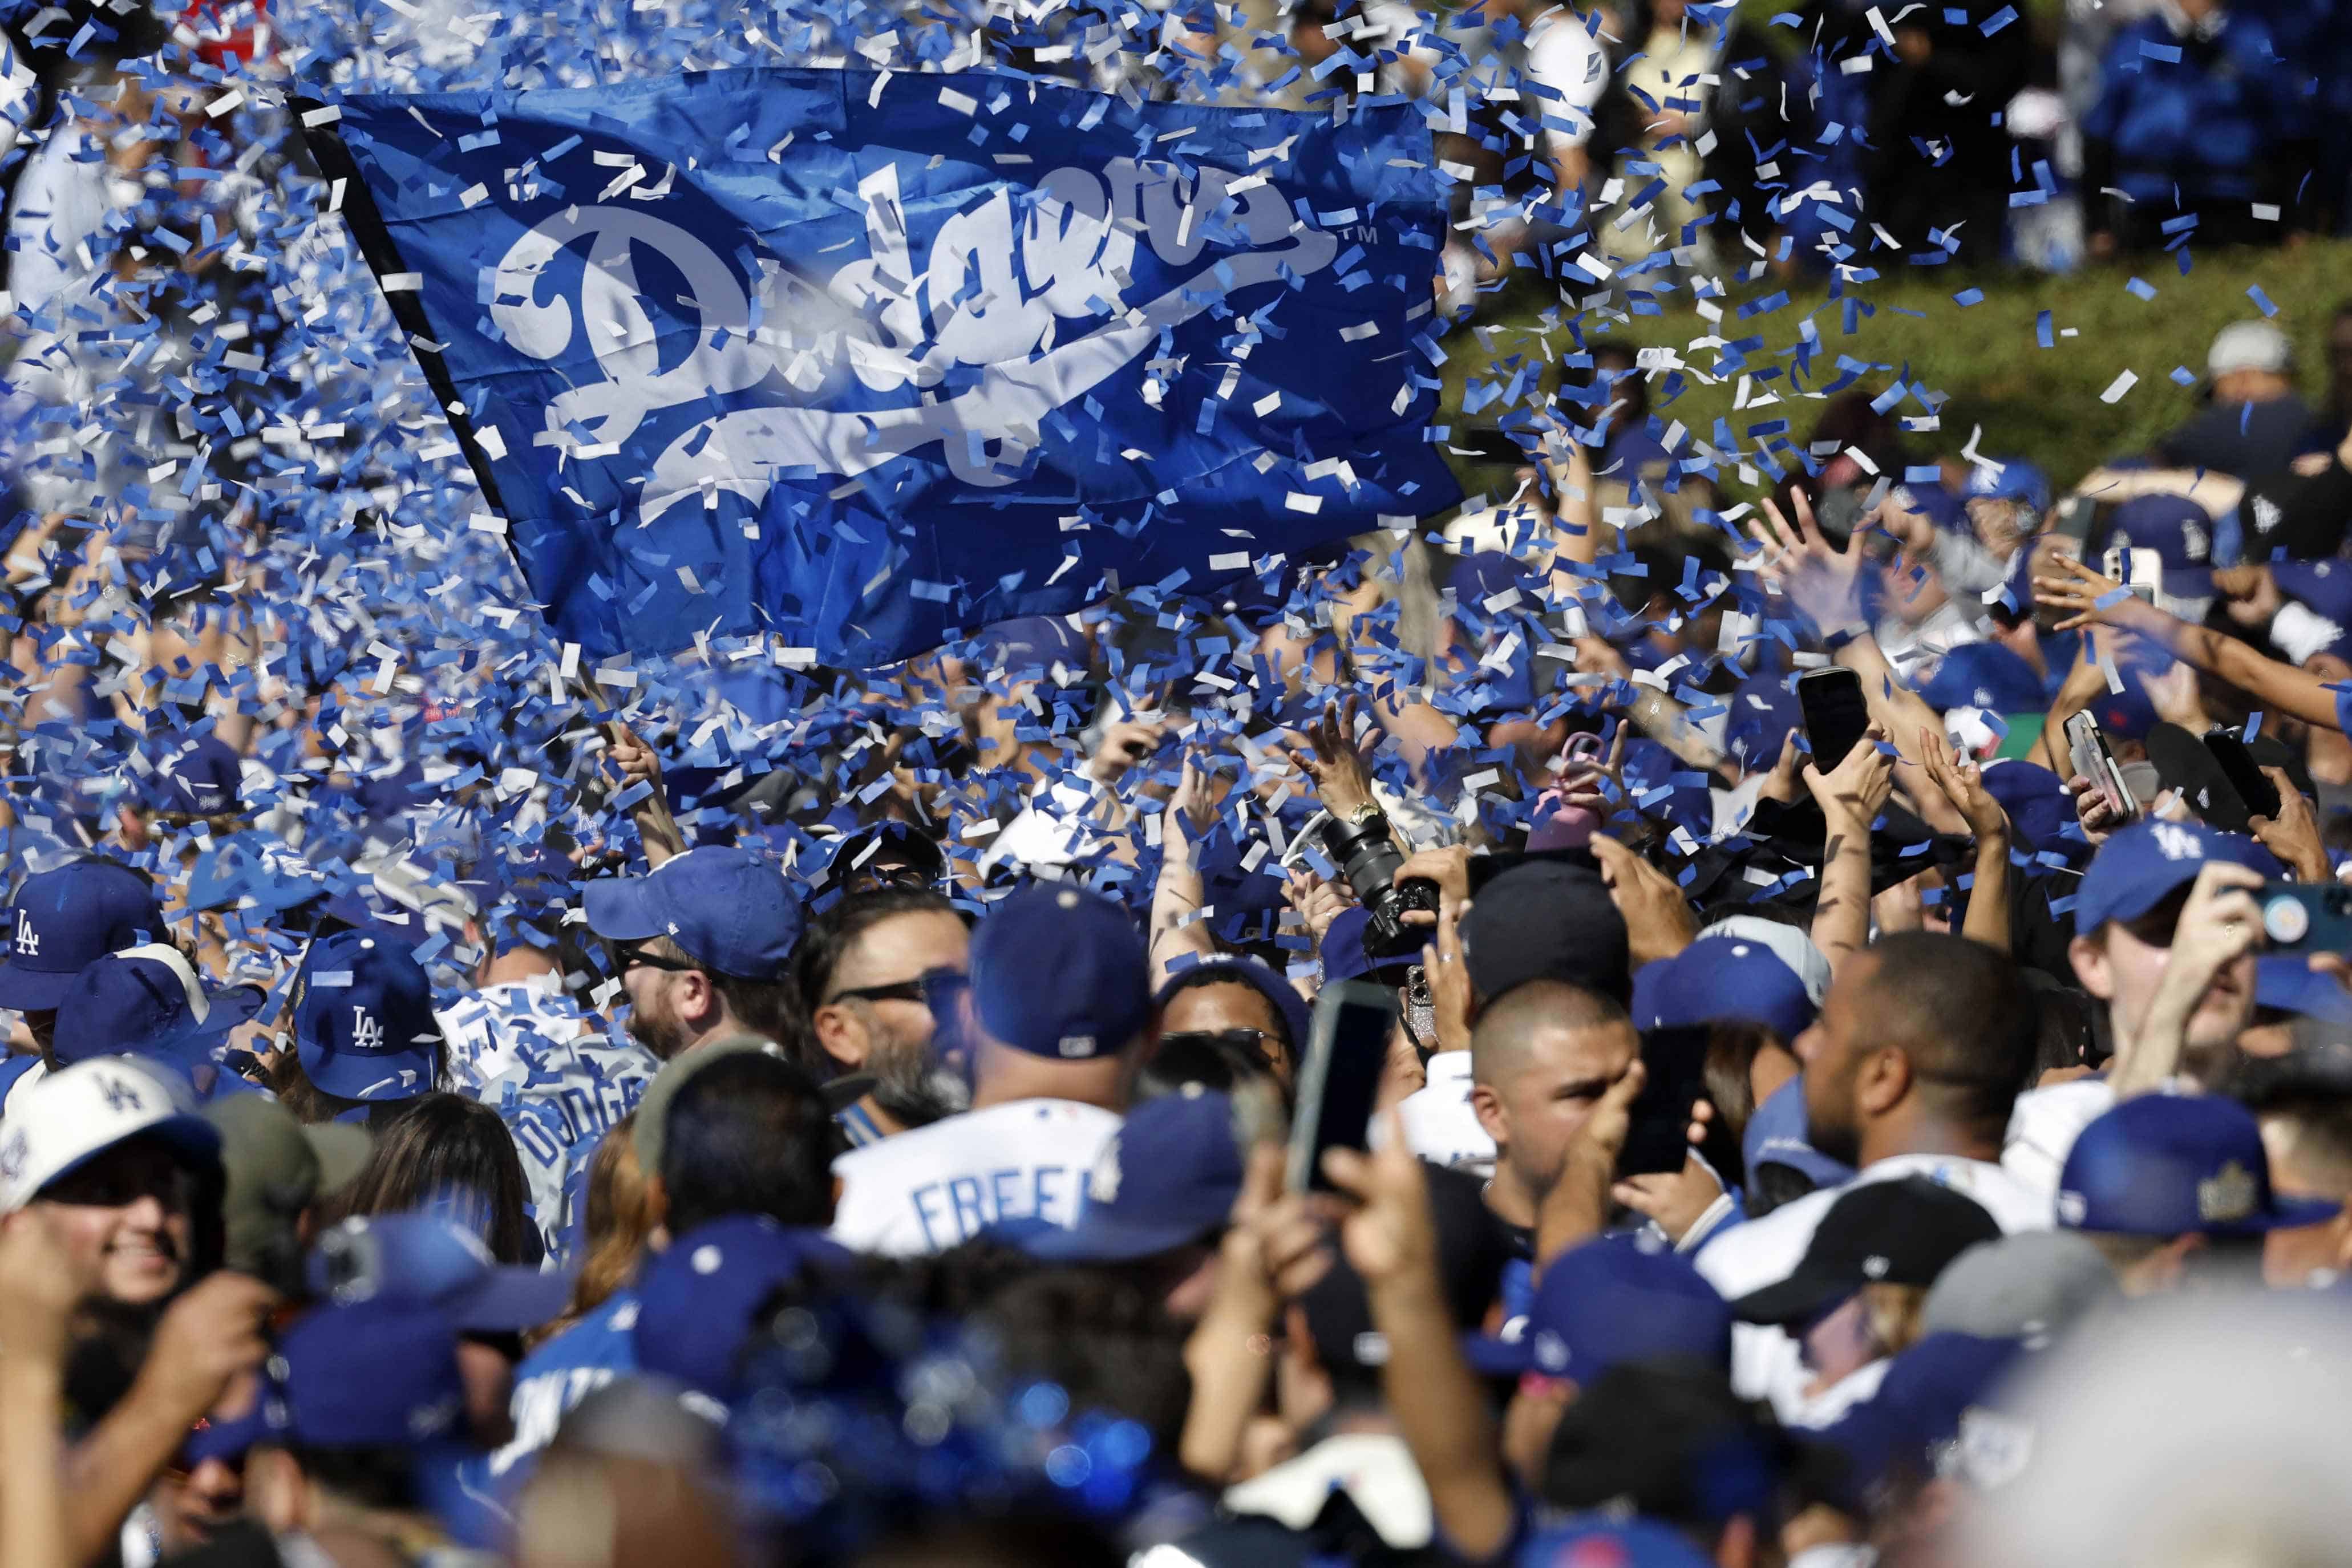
[2208,320,2291,379]
[0,1058,220,1213]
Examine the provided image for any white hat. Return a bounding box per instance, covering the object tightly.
[2208,320,2291,379]
[0,1058,220,1213]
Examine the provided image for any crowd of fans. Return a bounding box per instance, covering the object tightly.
[4,0,2352,1566]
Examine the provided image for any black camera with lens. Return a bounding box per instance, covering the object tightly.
[1322,808,1439,959]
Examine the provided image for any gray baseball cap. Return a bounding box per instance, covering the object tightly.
[1924,1230,2119,1344]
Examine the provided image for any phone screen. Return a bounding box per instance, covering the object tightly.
[2204,733,2283,821]
[1288,979,1402,1193]
[1621,1026,1711,1178]
[1798,668,1872,771]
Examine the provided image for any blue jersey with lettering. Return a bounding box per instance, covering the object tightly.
[828,1098,1121,1257]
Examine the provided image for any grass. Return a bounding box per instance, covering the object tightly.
[1434,238,2352,497]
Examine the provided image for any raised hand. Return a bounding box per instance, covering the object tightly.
[1285,697,1379,820]
[1804,723,1896,830]
[2034,553,2155,634]
[1917,726,2009,841]
[1748,488,1866,633]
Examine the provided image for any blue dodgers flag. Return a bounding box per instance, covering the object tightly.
[315,70,1460,667]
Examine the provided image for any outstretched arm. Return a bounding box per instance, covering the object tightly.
[2037,556,2346,731]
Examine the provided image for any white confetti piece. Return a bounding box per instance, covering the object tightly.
[1285,493,1322,515]
[380,272,422,292]
[2099,371,2139,404]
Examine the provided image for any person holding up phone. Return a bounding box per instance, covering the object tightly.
[2002,823,2280,1212]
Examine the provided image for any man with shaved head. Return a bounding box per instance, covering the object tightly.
[1470,980,1639,1233]
[1693,931,2048,1421]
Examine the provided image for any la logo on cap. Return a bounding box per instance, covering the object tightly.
[350,1008,384,1051]
[14,911,35,957]
[1090,1135,1124,1205]
[2198,1161,2257,1225]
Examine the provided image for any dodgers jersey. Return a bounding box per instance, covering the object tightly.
[828,1097,1121,1257]
[441,981,656,1262]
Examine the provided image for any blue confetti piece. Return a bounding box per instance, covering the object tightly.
[2035,310,2053,348]
[2248,285,2278,318]
[1953,289,1983,307]
[1980,5,2017,32]
[2124,277,2156,301]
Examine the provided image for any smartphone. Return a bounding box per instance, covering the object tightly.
[1798,667,1872,771]
[2063,709,2141,825]
[2051,493,2097,546]
[1621,1025,1713,1178]
[2258,882,2352,953]
[2148,723,2252,834]
[2204,731,2284,821]
[1287,979,1401,1193]
[2102,546,2161,605]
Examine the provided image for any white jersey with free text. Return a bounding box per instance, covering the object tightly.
[829,1097,1122,1257]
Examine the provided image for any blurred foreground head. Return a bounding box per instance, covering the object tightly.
[1963,1289,2352,1568]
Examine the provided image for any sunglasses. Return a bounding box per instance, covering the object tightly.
[849,863,937,893]
[38,1140,193,1210]
[604,939,702,977]
[824,978,930,1007]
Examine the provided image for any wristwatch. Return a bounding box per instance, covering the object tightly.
[1344,801,1384,826]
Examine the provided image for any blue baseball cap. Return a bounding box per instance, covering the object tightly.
[1630,933,1816,1042]
[1918,642,2046,716]
[2057,1093,2338,1237]
[2072,820,2283,934]
[0,857,167,1011]
[632,1215,853,1400]
[50,946,265,1068]
[2256,954,2352,1024]
[1319,905,1416,984]
[147,732,244,817]
[1740,1076,1857,1192]
[2102,494,2215,573]
[1813,1331,2025,1505]
[970,884,1149,1060]
[1155,956,1310,1057]
[307,1213,572,1332]
[254,1299,467,1449]
[1009,1085,1242,1262]
[1466,1234,1731,1381]
[1517,1516,1719,1568]
[293,931,443,1102]
[1964,458,2051,514]
[2272,560,2352,627]
[1978,761,2074,856]
[584,845,803,980]
[185,836,341,922]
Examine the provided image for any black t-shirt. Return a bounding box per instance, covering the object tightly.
[2160,396,2319,480]
[2240,451,2352,560]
